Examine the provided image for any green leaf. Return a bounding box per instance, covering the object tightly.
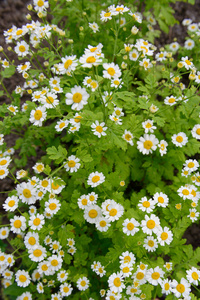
[1,65,15,78]
[46,145,67,164]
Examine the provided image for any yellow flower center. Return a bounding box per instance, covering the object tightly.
[41,264,48,271]
[19,275,27,282]
[152,272,160,280]
[99,220,107,227]
[127,222,134,230]
[33,218,41,226]
[161,232,168,240]
[132,53,137,58]
[8,200,15,207]
[90,47,97,52]
[72,92,82,103]
[91,81,97,89]
[185,59,191,65]
[0,170,5,176]
[176,283,185,293]
[49,203,57,210]
[122,266,130,273]
[68,160,76,168]
[51,259,58,266]
[196,128,200,135]
[81,198,87,205]
[125,134,131,141]
[192,272,199,280]
[23,189,32,198]
[164,283,170,290]
[124,256,131,263]
[96,125,103,133]
[107,67,115,76]
[143,201,150,207]
[80,280,86,287]
[182,189,189,195]
[113,277,121,287]
[33,249,42,257]
[88,209,98,218]
[143,140,153,149]
[147,220,155,229]
[1,230,7,236]
[52,182,59,190]
[168,97,175,103]
[148,240,154,247]
[37,0,44,7]
[14,220,22,228]
[46,96,54,104]
[34,110,42,120]
[176,136,183,143]
[28,237,36,245]
[64,59,72,69]
[109,208,117,216]
[136,272,144,280]
[63,286,69,293]
[158,196,164,203]
[0,159,7,165]
[92,175,100,183]
[190,212,196,217]
[86,56,96,64]
[19,45,26,52]
[104,12,111,17]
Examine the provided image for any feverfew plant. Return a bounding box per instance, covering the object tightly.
[0,0,200,299]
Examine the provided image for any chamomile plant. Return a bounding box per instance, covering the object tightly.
[0,0,200,299]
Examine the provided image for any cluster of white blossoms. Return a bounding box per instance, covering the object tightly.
[0,0,200,299]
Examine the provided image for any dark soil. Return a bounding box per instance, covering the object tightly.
[0,1,200,299]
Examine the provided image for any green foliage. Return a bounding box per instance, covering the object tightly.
[0,0,200,299]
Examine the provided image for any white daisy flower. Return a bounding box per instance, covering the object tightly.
[58,55,78,74]
[157,226,173,245]
[191,124,200,140]
[146,266,165,286]
[103,62,122,79]
[79,52,102,68]
[57,270,68,282]
[15,270,31,287]
[188,208,199,222]
[171,278,191,298]
[29,106,47,127]
[171,132,188,147]
[28,245,47,262]
[143,235,158,252]
[60,282,73,296]
[103,203,124,222]
[108,271,125,293]
[77,194,89,209]
[3,196,19,212]
[0,227,9,240]
[158,140,168,156]
[141,214,161,235]
[28,213,45,231]
[142,119,156,133]
[153,192,169,207]
[160,279,172,295]
[95,216,111,232]
[89,22,99,33]
[14,41,29,57]
[164,95,178,106]
[10,216,27,234]
[45,198,61,215]
[48,255,63,272]
[122,130,134,146]
[91,121,107,138]
[64,155,81,173]
[65,85,89,111]
[77,276,89,291]
[87,171,105,187]
[122,218,140,236]
[184,39,195,50]
[84,204,102,224]
[24,232,39,249]
[138,196,156,213]
[186,267,200,285]
[137,134,159,155]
